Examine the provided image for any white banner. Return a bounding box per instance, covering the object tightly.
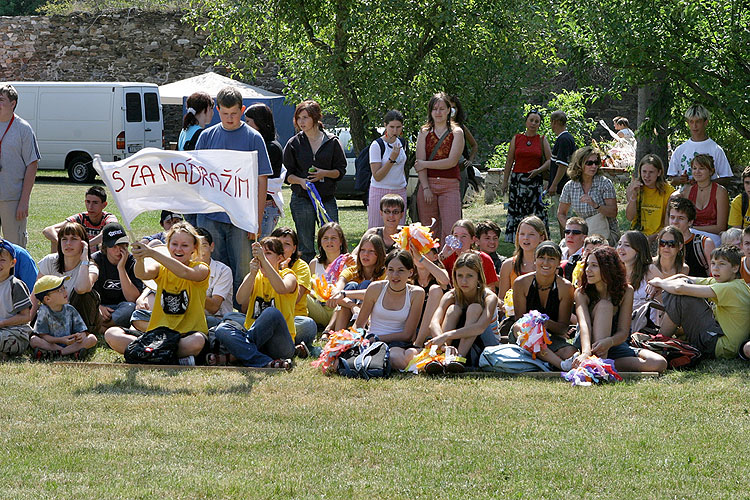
[93,148,259,233]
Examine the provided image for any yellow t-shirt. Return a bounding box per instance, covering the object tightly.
[291,259,311,316]
[244,267,298,341]
[339,265,386,284]
[148,261,209,334]
[695,277,750,359]
[728,194,750,228]
[632,184,674,235]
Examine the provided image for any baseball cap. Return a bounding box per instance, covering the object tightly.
[33,275,69,301]
[102,222,129,248]
[160,211,184,225]
[0,239,16,260]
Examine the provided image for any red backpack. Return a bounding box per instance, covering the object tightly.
[630,332,702,370]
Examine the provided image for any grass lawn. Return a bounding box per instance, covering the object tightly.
[7,174,750,499]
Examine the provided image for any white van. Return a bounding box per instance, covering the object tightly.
[9,82,163,183]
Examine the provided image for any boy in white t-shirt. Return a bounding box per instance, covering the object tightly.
[668,104,732,186]
[195,227,234,328]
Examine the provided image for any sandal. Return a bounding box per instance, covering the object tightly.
[424,360,444,375]
[32,348,48,362]
[206,353,230,366]
[71,348,89,361]
[294,343,310,359]
[267,358,292,370]
[444,360,466,374]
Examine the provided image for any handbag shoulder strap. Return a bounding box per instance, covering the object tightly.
[427,129,451,161]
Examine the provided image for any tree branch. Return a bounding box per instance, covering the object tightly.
[680,76,750,139]
[298,0,333,56]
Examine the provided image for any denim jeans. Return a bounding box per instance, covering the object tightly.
[294,315,317,346]
[196,215,251,308]
[104,302,136,328]
[260,203,281,238]
[290,193,339,262]
[214,307,294,367]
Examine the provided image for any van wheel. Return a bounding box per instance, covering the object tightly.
[67,154,96,183]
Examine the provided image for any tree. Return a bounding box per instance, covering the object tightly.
[558,0,750,163]
[0,0,46,15]
[186,0,562,152]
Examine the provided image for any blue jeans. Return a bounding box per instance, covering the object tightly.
[104,302,136,328]
[290,193,339,262]
[214,308,294,367]
[196,215,251,308]
[261,203,281,238]
[294,315,317,346]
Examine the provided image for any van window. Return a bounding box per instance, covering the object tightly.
[144,92,160,122]
[126,93,143,123]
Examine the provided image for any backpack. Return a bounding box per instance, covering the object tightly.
[354,137,408,193]
[337,341,392,379]
[124,326,182,365]
[690,234,710,274]
[478,344,551,373]
[630,332,702,370]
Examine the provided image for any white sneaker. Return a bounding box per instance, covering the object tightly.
[560,355,575,372]
[178,355,195,366]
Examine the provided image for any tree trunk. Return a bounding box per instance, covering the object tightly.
[636,79,671,162]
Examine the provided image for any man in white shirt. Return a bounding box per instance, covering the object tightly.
[668,104,732,187]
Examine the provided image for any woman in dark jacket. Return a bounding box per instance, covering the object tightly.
[283,100,347,262]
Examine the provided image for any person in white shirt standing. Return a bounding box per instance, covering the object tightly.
[668,104,733,187]
[0,84,40,248]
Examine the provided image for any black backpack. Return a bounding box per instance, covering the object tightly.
[630,332,702,370]
[337,341,392,379]
[354,137,408,193]
[124,326,182,365]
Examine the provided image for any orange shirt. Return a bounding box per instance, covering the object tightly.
[742,257,750,284]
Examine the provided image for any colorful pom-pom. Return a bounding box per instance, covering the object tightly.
[561,355,623,386]
[515,310,551,359]
[503,289,514,317]
[311,328,369,374]
[391,221,440,256]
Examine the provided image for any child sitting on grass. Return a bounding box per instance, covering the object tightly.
[30,275,97,360]
[649,245,750,360]
[0,240,32,359]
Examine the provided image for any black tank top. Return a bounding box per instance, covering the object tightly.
[526,276,560,321]
[685,235,708,278]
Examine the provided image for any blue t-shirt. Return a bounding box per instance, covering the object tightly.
[10,242,38,292]
[195,123,273,224]
[34,304,88,338]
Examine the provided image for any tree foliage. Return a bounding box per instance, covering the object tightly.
[558,0,750,147]
[186,0,562,152]
[0,0,47,15]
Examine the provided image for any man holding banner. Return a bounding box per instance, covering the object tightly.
[195,87,272,305]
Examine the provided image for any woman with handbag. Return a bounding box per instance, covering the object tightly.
[500,110,552,241]
[557,146,619,246]
[414,92,465,244]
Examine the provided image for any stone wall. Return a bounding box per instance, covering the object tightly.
[0,10,283,143]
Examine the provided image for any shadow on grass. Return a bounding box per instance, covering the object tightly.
[665,359,750,383]
[75,368,196,396]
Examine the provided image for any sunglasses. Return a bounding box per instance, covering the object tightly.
[564,229,583,235]
[659,239,679,248]
[585,160,601,166]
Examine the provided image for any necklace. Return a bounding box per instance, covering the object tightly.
[388,283,407,293]
[536,280,554,292]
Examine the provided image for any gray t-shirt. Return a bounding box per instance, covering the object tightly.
[0,114,41,202]
[34,303,88,337]
[37,254,91,293]
[0,275,32,321]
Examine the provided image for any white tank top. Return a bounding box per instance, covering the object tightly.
[369,283,411,335]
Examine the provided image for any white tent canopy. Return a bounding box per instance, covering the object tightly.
[158,72,281,105]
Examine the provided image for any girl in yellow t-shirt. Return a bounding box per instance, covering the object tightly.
[213,237,297,369]
[626,154,674,245]
[103,222,209,364]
